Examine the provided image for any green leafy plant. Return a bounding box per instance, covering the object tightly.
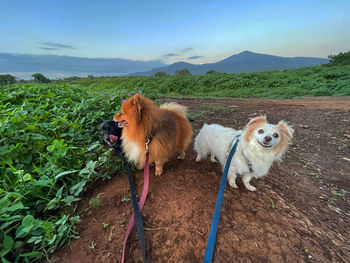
[88,241,96,250]
[0,84,128,262]
[121,195,130,202]
[89,193,102,209]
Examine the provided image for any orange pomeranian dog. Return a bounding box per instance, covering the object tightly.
[113,94,192,175]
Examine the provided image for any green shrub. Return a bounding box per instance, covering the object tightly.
[175,68,191,76]
[327,50,350,66]
[31,73,51,83]
[154,71,168,77]
[0,74,16,85]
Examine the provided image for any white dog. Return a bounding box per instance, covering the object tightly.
[194,116,294,191]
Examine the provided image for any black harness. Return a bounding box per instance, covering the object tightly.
[242,151,254,173]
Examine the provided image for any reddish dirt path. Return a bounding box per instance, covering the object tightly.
[51,97,350,263]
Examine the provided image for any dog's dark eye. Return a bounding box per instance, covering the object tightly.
[273,133,279,138]
[258,129,264,134]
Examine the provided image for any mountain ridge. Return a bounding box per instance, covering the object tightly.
[0,51,329,79]
[130,51,329,76]
[0,53,166,77]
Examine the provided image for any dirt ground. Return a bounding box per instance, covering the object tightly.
[51,97,350,263]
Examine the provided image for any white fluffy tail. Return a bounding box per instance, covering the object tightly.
[160,102,188,119]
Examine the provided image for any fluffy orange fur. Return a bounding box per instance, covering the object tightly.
[243,115,267,142]
[113,94,192,175]
[243,115,293,157]
[273,120,294,156]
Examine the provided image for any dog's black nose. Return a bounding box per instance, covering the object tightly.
[264,136,272,142]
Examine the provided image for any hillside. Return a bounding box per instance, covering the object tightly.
[67,64,350,99]
[0,53,166,78]
[130,51,329,76]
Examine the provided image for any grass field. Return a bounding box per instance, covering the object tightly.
[62,64,350,98]
[0,63,349,262]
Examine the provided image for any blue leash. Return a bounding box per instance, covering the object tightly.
[203,138,239,263]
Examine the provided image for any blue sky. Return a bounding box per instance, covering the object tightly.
[1,0,349,64]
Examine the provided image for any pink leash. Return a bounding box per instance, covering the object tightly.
[121,152,150,262]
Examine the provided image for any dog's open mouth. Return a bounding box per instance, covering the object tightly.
[118,120,127,128]
[258,140,272,148]
[109,134,118,143]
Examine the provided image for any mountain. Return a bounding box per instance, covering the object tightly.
[0,51,329,79]
[0,53,166,79]
[130,51,329,76]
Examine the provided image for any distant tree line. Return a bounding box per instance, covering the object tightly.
[154,71,168,77]
[154,69,222,77]
[0,74,16,84]
[31,73,51,83]
[327,51,350,66]
[0,73,53,84]
[175,68,192,76]
[154,68,193,76]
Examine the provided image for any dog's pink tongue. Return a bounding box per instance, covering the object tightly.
[109,134,118,143]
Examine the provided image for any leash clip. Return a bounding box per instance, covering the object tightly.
[145,138,150,153]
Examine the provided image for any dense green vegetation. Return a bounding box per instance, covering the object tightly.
[0,75,16,85]
[62,64,350,98]
[1,61,349,262]
[327,50,350,66]
[0,84,131,262]
[31,73,51,84]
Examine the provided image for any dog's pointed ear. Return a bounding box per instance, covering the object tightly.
[243,115,266,142]
[132,94,143,121]
[273,120,294,159]
[247,115,266,127]
[278,121,294,141]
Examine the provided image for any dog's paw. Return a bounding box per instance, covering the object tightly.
[245,185,256,191]
[195,156,201,162]
[137,164,144,170]
[229,178,238,188]
[177,151,185,160]
[155,169,163,176]
[210,156,217,163]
